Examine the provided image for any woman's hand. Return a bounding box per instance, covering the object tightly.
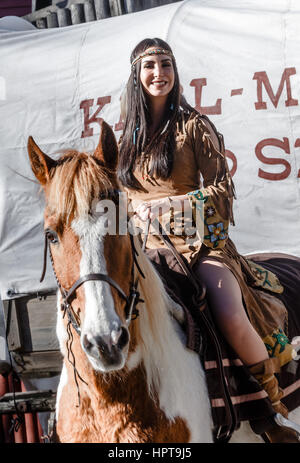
[134,197,171,222]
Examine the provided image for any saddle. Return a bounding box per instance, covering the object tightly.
[144,224,300,442]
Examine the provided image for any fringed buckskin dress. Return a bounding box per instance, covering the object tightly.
[124,110,294,368]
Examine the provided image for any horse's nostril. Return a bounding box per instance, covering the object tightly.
[111,328,122,346]
[82,334,107,357]
[82,334,93,351]
[117,327,129,350]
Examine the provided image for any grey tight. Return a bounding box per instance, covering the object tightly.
[194,258,269,366]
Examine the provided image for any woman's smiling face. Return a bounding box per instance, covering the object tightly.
[139,48,175,101]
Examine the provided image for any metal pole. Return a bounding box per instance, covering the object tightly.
[0,374,13,443]
[21,382,39,443]
[37,417,44,443]
[9,375,27,443]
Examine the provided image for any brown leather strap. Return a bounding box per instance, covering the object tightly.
[40,233,48,283]
[64,273,129,305]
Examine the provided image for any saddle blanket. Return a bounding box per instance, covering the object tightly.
[146,249,300,440]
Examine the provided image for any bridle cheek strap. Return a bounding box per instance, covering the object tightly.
[40,233,49,284]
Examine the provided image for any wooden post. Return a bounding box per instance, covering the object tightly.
[46,12,59,28]
[94,0,111,19]
[158,0,173,5]
[143,0,172,8]
[141,0,156,7]
[57,8,72,27]
[125,0,143,13]
[109,0,125,17]
[84,0,96,22]
[70,3,85,24]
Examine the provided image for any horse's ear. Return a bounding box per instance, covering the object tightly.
[94,120,118,171]
[27,136,57,185]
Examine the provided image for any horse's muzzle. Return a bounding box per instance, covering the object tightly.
[82,327,129,370]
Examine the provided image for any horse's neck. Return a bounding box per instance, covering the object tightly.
[56,291,213,442]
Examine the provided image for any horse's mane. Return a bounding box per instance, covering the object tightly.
[47,151,114,226]
[132,235,187,404]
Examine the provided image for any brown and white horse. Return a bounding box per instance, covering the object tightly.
[27,122,213,443]
[27,122,300,443]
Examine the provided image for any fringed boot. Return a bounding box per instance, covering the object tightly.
[249,358,300,443]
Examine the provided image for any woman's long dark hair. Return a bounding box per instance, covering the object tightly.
[118,38,194,190]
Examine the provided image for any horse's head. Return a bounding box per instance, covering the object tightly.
[27,122,135,373]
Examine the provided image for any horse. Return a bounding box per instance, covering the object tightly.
[27,121,300,443]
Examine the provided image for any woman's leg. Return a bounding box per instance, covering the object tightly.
[194,258,268,366]
[195,258,300,442]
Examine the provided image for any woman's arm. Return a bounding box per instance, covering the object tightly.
[186,115,236,249]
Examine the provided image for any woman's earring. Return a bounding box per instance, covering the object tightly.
[170,103,174,110]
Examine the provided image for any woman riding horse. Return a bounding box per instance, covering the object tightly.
[118,37,299,443]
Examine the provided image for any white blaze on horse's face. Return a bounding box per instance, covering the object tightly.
[72,214,130,373]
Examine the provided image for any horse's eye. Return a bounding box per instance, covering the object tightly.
[46,229,59,244]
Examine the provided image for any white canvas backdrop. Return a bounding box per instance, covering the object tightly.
[0,0,299,300]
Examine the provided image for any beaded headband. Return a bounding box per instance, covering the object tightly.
[131,48,174,68]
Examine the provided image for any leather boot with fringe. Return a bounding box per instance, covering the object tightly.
[249,358,299,443]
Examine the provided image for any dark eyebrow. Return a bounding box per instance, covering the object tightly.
[142,58,172,64]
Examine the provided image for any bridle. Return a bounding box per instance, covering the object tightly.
[40,213,145,337]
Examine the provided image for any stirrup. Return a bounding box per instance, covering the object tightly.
[273,413,300,440]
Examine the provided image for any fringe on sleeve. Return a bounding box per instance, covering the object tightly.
[193,113,236,226]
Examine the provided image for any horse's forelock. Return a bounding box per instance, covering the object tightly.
[46,150,114,225]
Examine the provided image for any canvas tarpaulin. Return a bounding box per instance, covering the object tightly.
[0,0,299,300]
